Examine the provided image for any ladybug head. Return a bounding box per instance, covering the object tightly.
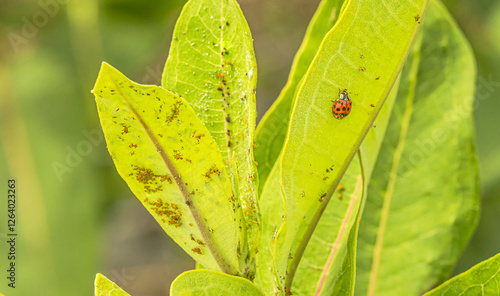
[339,91,350,101]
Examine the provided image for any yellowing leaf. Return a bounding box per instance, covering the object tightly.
[93,62,239,274]
[94,273,130,296]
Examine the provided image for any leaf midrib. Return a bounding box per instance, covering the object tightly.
[219,0,234,180]
[367,36,422,296]
[111,78,234,274]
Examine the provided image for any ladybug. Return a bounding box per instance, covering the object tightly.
[332,89,352,119]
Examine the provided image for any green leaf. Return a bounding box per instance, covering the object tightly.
[92,62,239,274]
[254,80,398,294]
[162,0,260,275]
[274,0,427,292]
[291,77,401,296]
[423,253,500,296]
[254,160,284,295]
[254,0,345,189]
[254,2,398,293]
[254,1,352,291]
[1,55,102,295]
[293,156,364,296]
[95,273,130,296]
[170,269,264,296]
[256,153,366,296]
[355,1,480,295]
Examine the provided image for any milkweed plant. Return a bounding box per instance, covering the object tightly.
[92,0,496,295]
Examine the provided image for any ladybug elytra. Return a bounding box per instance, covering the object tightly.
[332,90,352,119]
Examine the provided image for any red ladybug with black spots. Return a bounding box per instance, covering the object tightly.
[332,89,352,119]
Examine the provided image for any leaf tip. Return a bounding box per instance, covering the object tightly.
[92,62,120,94]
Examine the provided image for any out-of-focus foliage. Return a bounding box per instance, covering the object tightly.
[443,0,500,276]
[0,1,186,295]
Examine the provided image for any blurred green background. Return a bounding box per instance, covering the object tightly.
[0,0,498,295]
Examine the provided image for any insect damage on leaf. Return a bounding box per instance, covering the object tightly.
[93,62,240,274]
[132,165,173,193]
[162,0,261,278]
[143,197,183,228]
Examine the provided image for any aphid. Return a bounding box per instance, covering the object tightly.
[212,166,220,175]
[332,89,352,119]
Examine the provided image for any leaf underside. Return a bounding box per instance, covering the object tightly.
[162,0,260,275]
